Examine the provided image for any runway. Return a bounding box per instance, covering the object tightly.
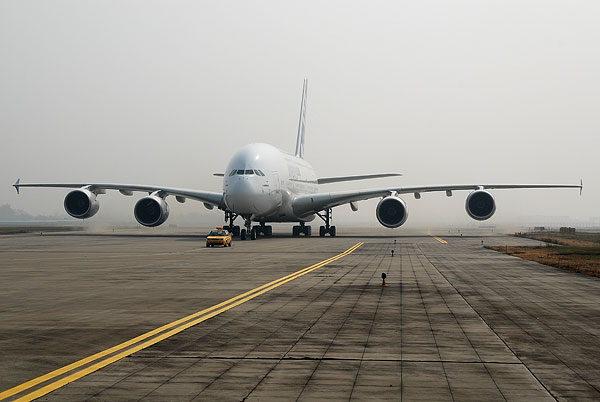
[1,230,599,401]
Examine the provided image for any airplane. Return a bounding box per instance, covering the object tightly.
[13,79,582,240]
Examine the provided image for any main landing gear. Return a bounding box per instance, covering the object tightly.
[317,208,336,237]
[223,211,240,237]
[292,222,311,237]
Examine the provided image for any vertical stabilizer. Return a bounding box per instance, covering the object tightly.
[295,79,308,159]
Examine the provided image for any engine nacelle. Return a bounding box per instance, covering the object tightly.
[64,189,99,219]
[465,190,496,220]
[376,196,409,228]
[134,195,169,227]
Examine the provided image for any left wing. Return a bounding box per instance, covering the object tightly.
[317,173,401,184]
[292,183,582,216]
[13,179,224,207]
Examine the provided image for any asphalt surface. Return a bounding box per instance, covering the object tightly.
[1,229,599,401]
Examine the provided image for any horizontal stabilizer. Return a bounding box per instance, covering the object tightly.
[317,173,402,185]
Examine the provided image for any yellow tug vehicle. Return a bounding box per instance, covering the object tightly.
[206,227,232,247]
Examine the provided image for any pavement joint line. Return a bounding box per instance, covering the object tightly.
[423,253,561,400]
[167,356,524,364]
[0,242,363,402]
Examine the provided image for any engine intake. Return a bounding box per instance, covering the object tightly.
[465,190,496,220]
[64,189,99,219]
[134,195,169,227]
[376,196,408,228]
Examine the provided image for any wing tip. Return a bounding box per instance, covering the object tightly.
[13,178,20,195]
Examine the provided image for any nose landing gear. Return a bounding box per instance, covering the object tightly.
[234,216,273,241]
[240,218,252,240]
[317,208,336,237]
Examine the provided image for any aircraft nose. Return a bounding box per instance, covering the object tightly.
[226,178,258,213]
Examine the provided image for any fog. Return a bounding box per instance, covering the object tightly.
[1,1,597,229]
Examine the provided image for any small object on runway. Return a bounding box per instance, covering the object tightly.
[391,249,394,257]
[381,272,388,287]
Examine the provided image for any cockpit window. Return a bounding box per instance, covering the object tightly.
[253,169,261,176]
[245,169,254,175]
[236,169,244,175]
[229,170,237,176]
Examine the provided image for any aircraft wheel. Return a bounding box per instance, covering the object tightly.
[233,226,240,237]
[265,226,273,237]
[250,227,257,240]
[330,226,337,237]
[240,229,247,240]
[292,226,300,237]
[305,226,312,237]
[319,226,326,237]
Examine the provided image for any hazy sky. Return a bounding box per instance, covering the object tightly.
[1,1,597,228]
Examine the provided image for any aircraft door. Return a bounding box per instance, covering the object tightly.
[271,171,280,192]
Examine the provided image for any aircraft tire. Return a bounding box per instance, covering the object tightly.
[305,226,312,236]
[250,227,257,240]
[319,226,326,237]
[233,226,240,237]
[330,226,337,237]
[240,229,247,240]
[292,226,300,237]
[265,226,273,236]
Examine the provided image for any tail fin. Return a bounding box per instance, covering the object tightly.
[295,79,308,159]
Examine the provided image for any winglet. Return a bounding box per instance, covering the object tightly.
[580,179,583,196]
[14,178,20,195]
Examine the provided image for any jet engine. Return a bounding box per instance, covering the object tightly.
[465,190,496,220]
[64,189,99,219]
[134,195,169,227]
[376,196,408,228]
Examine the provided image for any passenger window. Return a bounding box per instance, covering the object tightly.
[237,170,244,175]
[245,169,254,175]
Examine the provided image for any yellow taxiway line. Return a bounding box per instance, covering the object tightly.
[431,235,448,244]
[0,242,363,402]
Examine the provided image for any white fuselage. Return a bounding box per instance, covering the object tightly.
[223,143,318,222]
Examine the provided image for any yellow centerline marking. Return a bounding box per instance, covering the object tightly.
[1,242,363,402]
[431,235,448,244]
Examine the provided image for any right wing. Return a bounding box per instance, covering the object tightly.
[13,179,225,208]
[292,182,582,217]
